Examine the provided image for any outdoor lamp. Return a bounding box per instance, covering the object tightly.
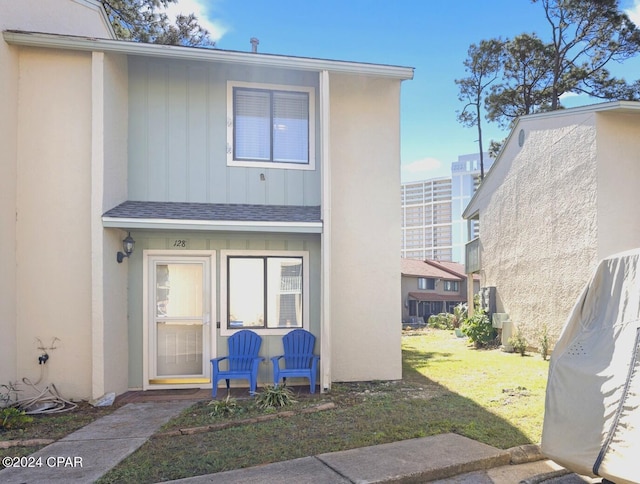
[117,232,135,263]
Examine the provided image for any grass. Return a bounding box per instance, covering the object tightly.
[96,329,549,483]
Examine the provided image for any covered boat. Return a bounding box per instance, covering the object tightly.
[542,249,640,484]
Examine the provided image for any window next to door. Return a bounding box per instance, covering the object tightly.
[221,250,310,336]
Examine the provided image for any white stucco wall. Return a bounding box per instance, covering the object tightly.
[1,0,113,38]
[477,112,600,342]
[328,73,403,381]
[595,112,640,259]
[16,48,94,399]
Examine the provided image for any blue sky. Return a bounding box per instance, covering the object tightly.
[168,0,640,181]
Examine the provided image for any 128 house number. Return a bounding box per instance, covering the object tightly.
[173,240,188,248]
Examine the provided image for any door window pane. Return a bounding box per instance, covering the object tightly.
[156,322,203,376]
[156,264,203,318]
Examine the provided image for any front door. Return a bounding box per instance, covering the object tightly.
[145,252,215,387]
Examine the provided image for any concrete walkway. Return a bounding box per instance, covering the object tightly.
[0,401,600,484]
[0,400,194,483]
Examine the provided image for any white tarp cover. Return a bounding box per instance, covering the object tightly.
[541,248,640,484]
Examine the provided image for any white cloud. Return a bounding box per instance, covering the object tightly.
[164,0,229,42]
[559,91,579,99]
[625,0,640,25]
[401,157,446,182]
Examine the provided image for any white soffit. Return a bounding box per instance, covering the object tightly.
[102,217,323,233]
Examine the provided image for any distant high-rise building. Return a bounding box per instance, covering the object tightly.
[401,152,493,263]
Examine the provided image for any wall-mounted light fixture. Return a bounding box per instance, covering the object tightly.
[117,232,135,263]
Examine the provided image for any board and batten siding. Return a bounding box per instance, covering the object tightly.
[127,58,321,206]
[126,232,321,389]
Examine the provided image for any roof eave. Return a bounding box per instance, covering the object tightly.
[463,100,640,220]
[102,217,323,234]
[3,30,415,80]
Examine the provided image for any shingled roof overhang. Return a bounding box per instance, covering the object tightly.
[102,201,322,233]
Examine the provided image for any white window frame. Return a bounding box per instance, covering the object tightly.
[220,250,310,336]
[417,277,435,290]
[142,250,216,390]
[443,280,460,292]
[226,81,316,171]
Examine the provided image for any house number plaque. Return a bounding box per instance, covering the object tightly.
[172,239,188,249]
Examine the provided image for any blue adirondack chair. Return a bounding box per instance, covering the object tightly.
[271,329,320,393]
[211,330,264,397]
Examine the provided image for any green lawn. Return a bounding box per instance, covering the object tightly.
[97,329,550,483]
[402,329,549,443]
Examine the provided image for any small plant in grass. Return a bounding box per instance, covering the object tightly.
[254,385,296,410]
[0,382,19,407]
[0,407,33,431]
[509,331,528,356]
[208,394,239,417]
[452,303,468,329]
[461,309,496,348]
[538,324,550,360]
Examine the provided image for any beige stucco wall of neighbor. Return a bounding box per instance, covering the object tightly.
[477,112,600,342]
[0,38,18,389]
[1,0,114,38]
[1,0,115,396]
[328,73,402,382]
[0,0,112,397]
[16,48,94,399]
[93,52,129,399]
[595,112,640,260]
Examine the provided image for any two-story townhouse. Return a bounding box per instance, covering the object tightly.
[401,259,478,324]
[463,101,640,343]
[0,0,413,400]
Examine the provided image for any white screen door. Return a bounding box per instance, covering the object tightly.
[147,253,214,385]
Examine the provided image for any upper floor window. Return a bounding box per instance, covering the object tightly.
[418,277,435,290]
[443,280,459,292]
[227,81,316,170]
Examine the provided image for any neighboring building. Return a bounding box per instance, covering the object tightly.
[0,0,413,400]
[463,101,640,343]
[401,258,479,324]
[401,152,492,263]
[401,177,452,261]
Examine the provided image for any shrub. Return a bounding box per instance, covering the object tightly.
[509,331,528,356]
[538,324,550,360]
[461,310,496,348]
[428,313,455,330]
[254,385,296,410]
[208,395,239,417]
[0,407,33,431]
